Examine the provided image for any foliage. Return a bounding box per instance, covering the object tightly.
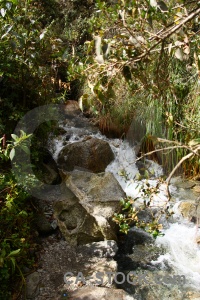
[113,179,167,238]
[0,0,68,135]
[0,0,199,295]
[0,130,32,161]
[74,0,200,176]
[113,133,200,236]
[0,132,36,298]
[0,2,97,295]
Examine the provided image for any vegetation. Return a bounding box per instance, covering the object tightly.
[0,1,65,297]
[112,181,167,238]
[0,0,199,297]
[0,131,36,299]
[78,0,200,174]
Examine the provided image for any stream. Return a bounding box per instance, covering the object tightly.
[48,112,200,299]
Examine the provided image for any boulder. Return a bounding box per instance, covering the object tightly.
[63,100,81,115]
[67,286,135,300]
[25,272,40,299]
[176,201,197,221]
[31,147,61,185]
[33,212,54,235]
[54,188,105,245]
[57,136,114,173]
[54,170,125,245]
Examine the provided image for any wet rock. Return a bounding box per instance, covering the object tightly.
[57,136,114,173]
[174,180,196,189]
[122,269,187,300]
[192,185,200,194]
[32,147,61,185]
[41,162,61,185]
[54,171,125,245]
[33,212,54,235]
[176,201,197,222]
[63,100,81,115]
[122,227,154,254]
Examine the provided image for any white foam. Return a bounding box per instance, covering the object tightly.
[152,223,200,289]
[48,121,200,292]
[106,140,139,189]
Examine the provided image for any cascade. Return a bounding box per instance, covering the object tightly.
[49,116,200,297]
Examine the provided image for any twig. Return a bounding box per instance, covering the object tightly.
[134,145,188,163]
[166,145,200,184]
[129,6,200,63]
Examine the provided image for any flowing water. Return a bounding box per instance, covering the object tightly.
[152,222,200,290]
[49,119,200,297]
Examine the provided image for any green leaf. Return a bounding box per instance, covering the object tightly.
[1,248,6,258]
[97,90,106,104]
[0,257,4,267]
[10,257,16,272]
[10,0,18,4]
[1,8,7,17]
[1,25,13,39]
[19,210,28,217]
[175,48,183,61]
[150,0,158,7]
[39,30,47,40]
[7,249,20,257]
[20,144,30,154]
[188,139,200,147]
[9,148,15,160]
[158,1,168,12]
[11,134,18,141]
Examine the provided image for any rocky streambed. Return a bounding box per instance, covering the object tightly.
[21,102,200,300]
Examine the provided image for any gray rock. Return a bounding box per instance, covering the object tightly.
[176,200,198,222]
[174,180,196,189]
[33,212,53,235]
[31,240,121,299]
[63,100,81,116]
[33,147,61,185]
[67,286,135,300]
[54,189,105,245]
[120,269,187,300]
[122,227,154,255]
[40,162,61,185]
[77,240,118,258]
[26,272,40,299]
[54,170,125,245]
[57,136,114,173]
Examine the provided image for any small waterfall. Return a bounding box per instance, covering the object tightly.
[152,222,200,290]
[106,140,139,189]
[49,118,200,294]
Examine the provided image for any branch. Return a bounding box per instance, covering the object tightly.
[166,145,200,184]
[130,6,200,62]
[134,145,190,163]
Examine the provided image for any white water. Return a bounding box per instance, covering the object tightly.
[101,138,200,291]
[152,222,200,289]
[49,123,200,292]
